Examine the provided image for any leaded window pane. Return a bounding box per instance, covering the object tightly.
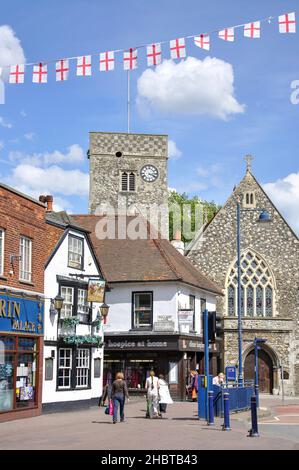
[265,286,273,317]
[247,285,254,317]
[256,286,263,316]
[228,285,235,316]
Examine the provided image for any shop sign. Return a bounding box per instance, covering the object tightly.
[105,337,180,350]
[153,315,175,332]
[178,310,193,325]
[0,293,44,335]
[87,279,105,303]
[180,338,205,351]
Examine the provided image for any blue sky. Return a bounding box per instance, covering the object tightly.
[0,0,298,233]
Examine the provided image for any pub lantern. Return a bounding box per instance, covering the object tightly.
[100,302,110,324]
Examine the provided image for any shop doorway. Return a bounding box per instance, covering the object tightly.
[244,348,274,394]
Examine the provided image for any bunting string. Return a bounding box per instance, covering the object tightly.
[0,12,296,84]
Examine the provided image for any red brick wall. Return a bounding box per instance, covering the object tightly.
[0,185,47,293]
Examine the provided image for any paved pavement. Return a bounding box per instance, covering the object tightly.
[0,396,299,450]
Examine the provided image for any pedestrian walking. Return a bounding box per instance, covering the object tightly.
[99,382,112,407]
[191,370,199,402]
[158,374,173,416]
[111,372,129,424]
[145,370,160,418]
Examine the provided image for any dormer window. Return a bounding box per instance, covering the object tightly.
[243,191,256,208]
[121,171,136,192]
[68,235,84,269]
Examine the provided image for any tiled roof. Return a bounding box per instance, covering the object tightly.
[72,215,223,295]
[46,211,90,232]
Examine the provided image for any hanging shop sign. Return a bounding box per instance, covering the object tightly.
[87,279,105,303]
[0,292,44,335]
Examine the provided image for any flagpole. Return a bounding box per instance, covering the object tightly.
[127,70,130,133]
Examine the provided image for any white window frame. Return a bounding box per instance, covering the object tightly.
[58,348,72,389]
[0,229,4,276]
[60,286,74,319]
[19,236,32,282]
[133,292,153,328]
[76,349,90,388]
[77,288,90,322]
[68,235,83,269]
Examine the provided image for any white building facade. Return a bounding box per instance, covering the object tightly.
[42,213,105,411]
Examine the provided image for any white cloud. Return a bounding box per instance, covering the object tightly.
[8,144,85,166]
[0,140,4,150]
[263,172,299,235]
[0,25,25,81]
[168,140,182,160]
[20,110,27,117]
[7,164,89,197]
[0,116,12,128]
[24,132,35,141]
[137,57,244,120]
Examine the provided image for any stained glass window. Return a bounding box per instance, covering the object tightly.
[226,250,274,317]
[256,286,263,316]
[265,286,273,317]
[228,285,235,316]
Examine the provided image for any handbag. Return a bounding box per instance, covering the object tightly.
[109,399,114,416]
[104,406,109,415]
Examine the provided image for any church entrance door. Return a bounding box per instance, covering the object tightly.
[244,349,273,394]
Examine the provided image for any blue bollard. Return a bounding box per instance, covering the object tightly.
[222,392,231,431]
[208,390,214,425]
[248,395,259,437]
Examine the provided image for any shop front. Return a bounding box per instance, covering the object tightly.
[103,333,219,400]
[0,290,44,422]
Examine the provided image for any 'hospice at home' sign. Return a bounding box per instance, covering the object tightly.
[0,293,44,335]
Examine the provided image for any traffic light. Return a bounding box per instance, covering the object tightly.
[203,311,217,344]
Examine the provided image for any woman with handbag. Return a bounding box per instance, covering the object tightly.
[111,372,129,424]
[158,374,173,416]
[145,370,160,418]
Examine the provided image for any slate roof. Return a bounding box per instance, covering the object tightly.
[72,214,223,295]
[45,211,90,232]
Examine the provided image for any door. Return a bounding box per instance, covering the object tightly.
[244,349,273,394]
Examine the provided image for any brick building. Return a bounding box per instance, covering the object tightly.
[0,183,47,422]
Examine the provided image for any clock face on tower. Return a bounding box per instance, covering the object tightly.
[140,165,159,182]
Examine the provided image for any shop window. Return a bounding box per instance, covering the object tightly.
[68,235,83,270]
[19,236,32,282]
[76,349,90,388]
[58,348,72,389]
[133,292,153,329]
[0,229,4,276]
[0,335,39,414]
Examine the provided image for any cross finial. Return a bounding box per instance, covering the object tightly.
[245,154,253,173]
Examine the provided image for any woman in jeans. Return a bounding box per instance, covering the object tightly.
[111,372,129,424]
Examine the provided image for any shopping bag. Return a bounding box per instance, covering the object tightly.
[104,406,109,415]
[109,399,113,416]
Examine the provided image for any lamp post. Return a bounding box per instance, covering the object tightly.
[236,203,271,387]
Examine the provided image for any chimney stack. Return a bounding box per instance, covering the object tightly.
[171,230,185,255]
[39,194,53,212]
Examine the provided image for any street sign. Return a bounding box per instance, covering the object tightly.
[226,365,237,382]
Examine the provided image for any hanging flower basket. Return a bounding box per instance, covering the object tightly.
[62,334,103,348]
[60,317,80,328]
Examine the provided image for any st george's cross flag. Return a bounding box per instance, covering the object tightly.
[170,38,186,59]
[218,27,235,42]
[99,51,115,71]
[146,43,162,66]
[244,21,261,38]
[194,34,210,51]
[76,56,92,76]
[278,12,296,33]
[32,63,47,83]
[9,64,25,84]
[123,49,137,70]
[56,59,69,81]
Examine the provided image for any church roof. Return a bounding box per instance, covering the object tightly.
[186,169,298,253]
[72,214,223,295]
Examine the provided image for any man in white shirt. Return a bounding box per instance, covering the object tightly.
[145,370,160,418]
[212,373,225,386]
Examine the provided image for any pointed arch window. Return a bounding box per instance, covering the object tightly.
[121,171,136,192]
[226,250,275,317]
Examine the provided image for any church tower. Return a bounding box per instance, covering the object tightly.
[88,132,168,220]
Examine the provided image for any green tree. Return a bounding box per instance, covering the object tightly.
[168,190,221,244]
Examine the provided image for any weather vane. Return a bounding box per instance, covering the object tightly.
[245,154,253,172]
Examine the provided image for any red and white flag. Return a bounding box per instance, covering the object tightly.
[244,21,261,38]
[56,59,69,81]
[218,27,234,42]
[146,43,162,66]
[9,64,25,84]
[32,63,47,83]
[124,49,137,70]
[100,51,115,71]
[77,56,92,76]
[170,38,186,59]
[279,12,296,33]
[194,34,210,51]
